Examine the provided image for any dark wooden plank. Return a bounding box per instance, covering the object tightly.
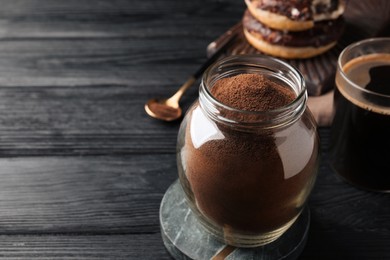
[0,0,244,90]
[0,0,245,156]
[0,0,245,39]
[0,234,171,259]
[0,154,177,234]
[0,86,183,155]
[0,37,225,88]
[0,34,205,156]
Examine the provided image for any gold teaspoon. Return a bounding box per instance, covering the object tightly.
[144,31,238,121]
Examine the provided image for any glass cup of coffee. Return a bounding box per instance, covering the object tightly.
[330,37,390,192]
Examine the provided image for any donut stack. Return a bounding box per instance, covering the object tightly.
[243,0,346,59]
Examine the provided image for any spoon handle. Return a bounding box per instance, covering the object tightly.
[168,76,197,105]
[192,29,239,79]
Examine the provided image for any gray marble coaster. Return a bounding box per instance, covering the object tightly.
[160,180,310,260]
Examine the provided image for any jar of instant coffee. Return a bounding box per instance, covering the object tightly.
[177,55,319,247]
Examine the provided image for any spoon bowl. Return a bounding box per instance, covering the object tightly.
[144,98,182,122]
[144,76,195,121]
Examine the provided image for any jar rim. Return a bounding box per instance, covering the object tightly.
[200,54,307,127]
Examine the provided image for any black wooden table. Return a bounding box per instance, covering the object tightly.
[0,0,388,259]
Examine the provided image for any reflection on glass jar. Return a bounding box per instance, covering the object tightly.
[177,55,319,247]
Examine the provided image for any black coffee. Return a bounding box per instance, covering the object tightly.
[366,65,390,95]
[330,54,390,191]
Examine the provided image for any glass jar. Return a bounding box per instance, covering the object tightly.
[177,54,319,247]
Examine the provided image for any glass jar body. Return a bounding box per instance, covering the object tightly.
[177,55,319,247]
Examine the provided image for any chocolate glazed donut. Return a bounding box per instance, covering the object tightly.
[245,0,345,31]
[244,9,344,48]
[242,9,345,59]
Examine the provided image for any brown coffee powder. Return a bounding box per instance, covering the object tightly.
[211,74,295,111]
[183,73,318,234]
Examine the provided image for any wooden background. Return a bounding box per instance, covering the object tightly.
[0,0,388,259]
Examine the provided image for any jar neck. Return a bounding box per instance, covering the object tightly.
[198,55,307,130]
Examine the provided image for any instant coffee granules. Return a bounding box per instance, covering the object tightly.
[177,55,319,247]
[211,74,295,111]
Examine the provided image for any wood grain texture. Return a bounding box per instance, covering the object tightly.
[0,0,245,155]
[0,86,181,155]
[0,234,171,259]
[0,154,177,234]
